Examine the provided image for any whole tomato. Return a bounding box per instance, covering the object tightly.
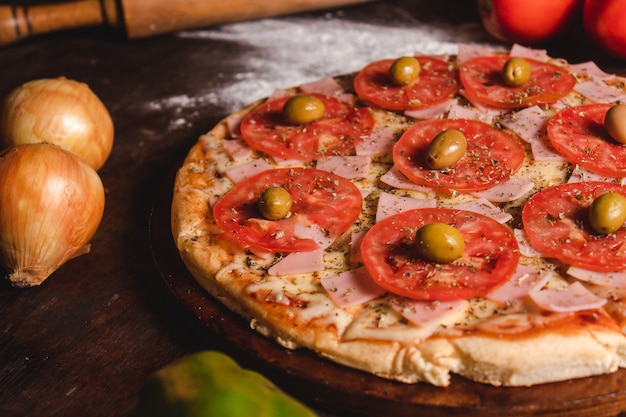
[584,0,626,59]
[478,0,583,44]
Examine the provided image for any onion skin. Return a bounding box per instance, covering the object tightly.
[0,143,105,287]
[0,77,114,171]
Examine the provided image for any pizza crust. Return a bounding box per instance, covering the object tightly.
[171,54,626,387]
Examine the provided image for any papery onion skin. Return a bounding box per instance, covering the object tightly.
[0,143,105,287]
[0,77,114,171]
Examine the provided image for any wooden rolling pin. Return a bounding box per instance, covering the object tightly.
[0,0,375,46]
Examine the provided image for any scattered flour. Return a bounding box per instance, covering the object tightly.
[145,5,498,129]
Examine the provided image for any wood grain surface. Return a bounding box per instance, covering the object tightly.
[1,1,625,416]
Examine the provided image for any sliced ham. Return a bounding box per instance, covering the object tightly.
[320,266,387,308]
[447,101,495,124]
[226,113,243,138]
[300,76,345,95]
[457,43,498,63]
[388,297,469,327]
[567,266,626,288]
[487,264,552,304]
[574,78,626,104]
[471,177,535,203]
[404,98,457,120]
[293,222,335,249]
[268,248,325,276]
[222,138,255,163]
[529,281,607,313]
[356,126,395,156]
[569,61,614,80]
[452,197,512,223]
[509,44,549,61]
[225,158,273,183]
[568,165,626,185]
[376,192,436,222]
[316,155,371,179]
[349,230,366,266]
[514,228,543,257]
[499,106,566,162]
[379,166,432,192]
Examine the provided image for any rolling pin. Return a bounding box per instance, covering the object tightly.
[0,0,375,46]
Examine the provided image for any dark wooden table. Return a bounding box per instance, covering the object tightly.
[1,1,625,417]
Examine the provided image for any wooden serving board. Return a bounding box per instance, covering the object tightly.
[149,164,626,417]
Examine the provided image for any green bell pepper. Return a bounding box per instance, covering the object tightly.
[136,350,317,417]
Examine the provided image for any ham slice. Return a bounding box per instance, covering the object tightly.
[321,266,387,308]
[404,98,457,120]
[356,126,395,156]
[300,76,344,95]
[268,249,325,276]
[487,264,551,304]
[568,165,626,185]
[499,106,566,162]
[349,230,366,266]
[575,78,626,104]
[388,297,469,327]
[293,223,335,249]
[513,228,543,257]
[316,155,371,179]
[225,158,273,183]
[447,101,496,124]
[452,197,512,223]
[376,192,436,222]
[223,138,254,163]
[569,61,614,80]
[509,44,549,61]
[380,166,432,192]
[529,281,607,313]
[568,266,626,288]
[471,177,535,203]
[457,43,498,63]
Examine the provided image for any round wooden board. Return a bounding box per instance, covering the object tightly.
[149,162,626,417]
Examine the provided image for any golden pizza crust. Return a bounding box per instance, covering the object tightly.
[171,68,626,387]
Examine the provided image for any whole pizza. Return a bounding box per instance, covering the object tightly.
[171,43,626,387]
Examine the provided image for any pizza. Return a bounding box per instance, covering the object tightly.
[171,43,626,387]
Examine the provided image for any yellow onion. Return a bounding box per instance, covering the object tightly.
[0,143,105,287]
[0,77,114,170]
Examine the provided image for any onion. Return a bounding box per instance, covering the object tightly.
[0,77,114,170]
[0,143,105,287]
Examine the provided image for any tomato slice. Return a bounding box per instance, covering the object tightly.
[213,168,362,253]
[239,93,374,162]
[360,208,520,301]
[547,104,626,178]
[459,55,576,108]
[392,118,525,193]
[353,56,459,111]
[522,181,626,272]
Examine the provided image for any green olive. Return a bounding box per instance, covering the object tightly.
[604,104,626,144]
[389,56,421,86]
[257,187,293,220]
[502,57,532,87]
[424,129,467,169]
[589,191,626,235]
[414,222,466,263]
[282,95,325,125]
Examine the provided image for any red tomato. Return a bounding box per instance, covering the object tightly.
[584,0,626,60]
[478,0,583,44]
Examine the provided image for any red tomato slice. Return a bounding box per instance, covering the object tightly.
[547,104,626,178]
[360,208,520,301]
[239,93,374,162]
[213,167,362,253]
[392,118,525,193]
[522,181,626,272]
[353,56,459,111]
[459,55,576,108]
